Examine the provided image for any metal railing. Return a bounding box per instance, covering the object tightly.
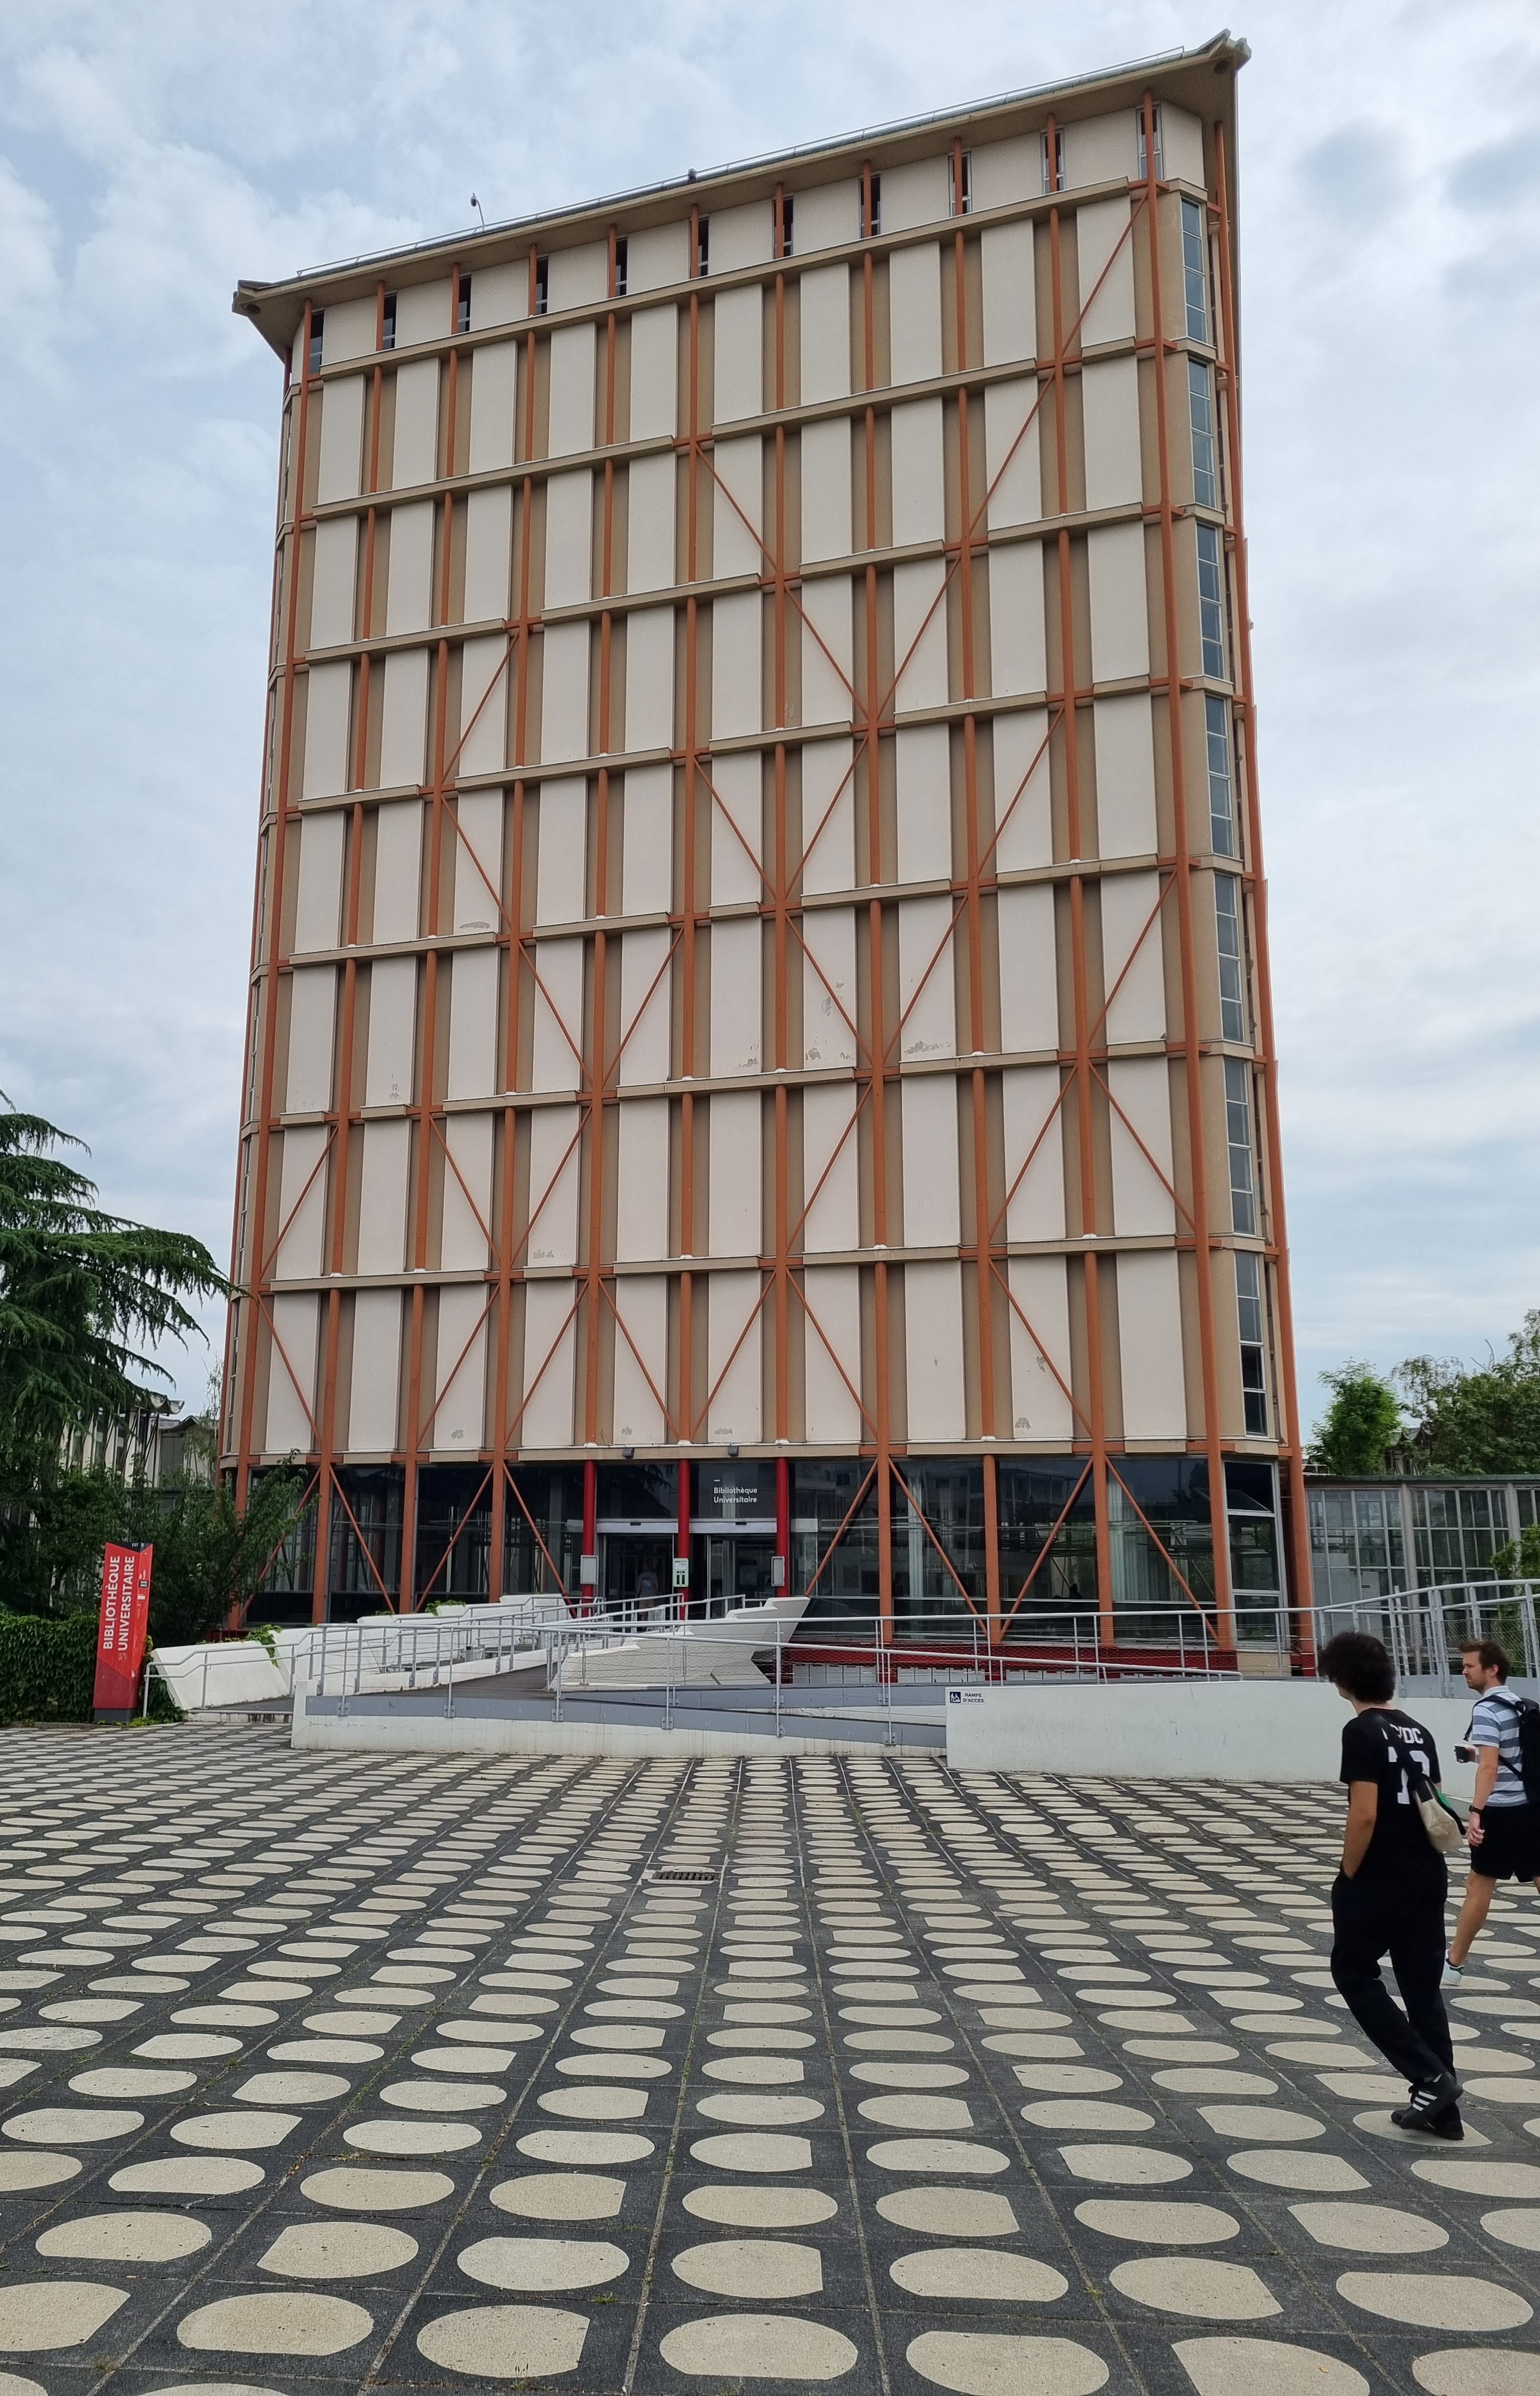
[1305,1577,1540,1691]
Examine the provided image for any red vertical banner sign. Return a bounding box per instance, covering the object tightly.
[93,1543,154,1720]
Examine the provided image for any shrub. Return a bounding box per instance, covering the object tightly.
[0,1612,97,1725]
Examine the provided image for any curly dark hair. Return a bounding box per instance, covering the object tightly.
[1318,1630,1395,1704]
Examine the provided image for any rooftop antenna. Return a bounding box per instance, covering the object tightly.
[471,193,487,231]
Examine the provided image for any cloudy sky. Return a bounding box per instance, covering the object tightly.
[2,0,1537,1427]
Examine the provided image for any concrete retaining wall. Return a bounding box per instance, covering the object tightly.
[290,1691,883,1761]
[943,1681,1482,1793]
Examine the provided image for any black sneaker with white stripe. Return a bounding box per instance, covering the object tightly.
[1390,2069,1463,2136]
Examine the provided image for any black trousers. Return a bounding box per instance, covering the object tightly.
[1330,1862,1454,2090]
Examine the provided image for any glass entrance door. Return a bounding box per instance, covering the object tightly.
[699,1534,777,1615]
[600,1531,676,1623]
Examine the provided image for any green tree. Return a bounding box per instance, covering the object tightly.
[1397,1312,1540,1476]
[0,1465,309,1642]
[0,1098,226,1465]
[1308,1363,1403,1476]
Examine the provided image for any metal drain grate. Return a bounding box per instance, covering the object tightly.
[647,1868,718,1883]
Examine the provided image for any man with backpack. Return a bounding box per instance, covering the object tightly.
[1442,1637,1540,1988]
[1320,1629,1464,2138]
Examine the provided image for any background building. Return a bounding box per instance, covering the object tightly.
[225,31,1308,1652]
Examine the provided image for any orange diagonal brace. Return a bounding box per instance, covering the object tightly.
[891,1461,985,1623]
[418,1464,494,1603]
[803,1460,878,1598]
[989,1257,1091,1437]
[1002,1459,1094,1624]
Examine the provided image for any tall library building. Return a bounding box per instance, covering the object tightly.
[225,32,1308,1656]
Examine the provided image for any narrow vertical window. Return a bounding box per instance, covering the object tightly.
[613,236,629,298]
[381,292,397,352]
[534,255,550,316]
[1236,1253,1269,1436]
[1188,358,1217,509]
[1205,694,1236,857]
[457,272,472,334]
[307,311,324,375]
[1196,521,1226,679]
[1214,872,1246,1042]
[1136,104,1164,180]
[695,216,711,278]
[950,151,972,217]
[1181,197,1210,341]
[1040,127,1064,194]
[775,193,794,257]
[867,172,882,235]
[1224,1057,1257,1235]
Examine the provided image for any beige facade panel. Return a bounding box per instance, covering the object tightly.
[901,1075,959,1246]
[709,918,762,1077]
[440,1112,493,1270]
[302,660,352,800]
[800,737,855,893]
[1093,695,1158,858]
[888,241,942,383]
[707,1090,762,1257]
[993,708,1053,869]
[395,279,451,346]
[791,178,859,253]
[544,471,594,609]
[611,1274,668,1444]
[711,589,762,739]
[988,543,1047,698]
[285,967,336,1114]
[446,947,499,1100]
[617,928,671,1086]
[620,765,673,914]
[799,264,851,405]
[628,453,677,592]
[468,260,527,332]
[315,374,365,503]
[1107,1055,1177,1236]
[526,1103,582,1267]
[530,937,585,1092]
[615,1099,670,1263]
[1001,1066,1066,1242]
[385,500,435,634]
[714,283,763,424]
[520,1278,577,1448]
[979,219,1036,365]
[539,622,591,762]
[1086,521,1149,682]
[431,1282,488,1454]
[629,305,678,438]
[266,1292,319,1454]
[800,417,852,564]
[378,648,428,787]
[1006,1255,1074,1443]
[535,777,587,928]
[1116,1247,1188,1441]
[801,574,854,729]
[895,724,951,883]
[548,242,607,311]
[709,751,762,907]
[624,609,675,751]
[392,358,440,488]
[801,1082,860,1254]
[1063,109,1137,191]
[546,324,597,457]
[802,908,857,1070]
[891,559,949,712]
[891,398,945,547]
[1077,195,1137,345]
[1081,355,1143,511]
[627,223,690,298]
[705,1268,763,1443]
[321,295,375,366]
[996,883,1058,1053]
[983,379,1042,531]
[464,486,513,625]
[713,435,763,579]
[349,1287,402,1452]
[294,811,345,955]
[356,1119,410,1275]
[905,1259,966,1443]
[1100,871,1167,1045]
[711,198,774,276]
[881,156,951,234]
[274,1124,329,1280]
[373,800,422,943]
[310,515,358,648]
[468,342,519,473]
[364,957,417,1106]
[801,1264,861,1445]
[457,636,509,781]
[896,895,955,1061]
[972,134,1038,216]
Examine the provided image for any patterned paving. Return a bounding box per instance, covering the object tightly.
[1,1730,1539,2395]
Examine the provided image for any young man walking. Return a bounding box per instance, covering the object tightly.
[1443,1638,1540,1987]
[1321,1629,1463,2138]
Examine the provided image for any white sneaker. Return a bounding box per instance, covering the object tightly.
[1440,1957,1462,1989]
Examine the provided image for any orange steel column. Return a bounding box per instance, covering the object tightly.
[677,217,702,1458]
[488,280,541,1599]
[583,256,619,1448]
[1140,97,1233,1642]
[771,197,791,1456]
[1046,136,1114,1637]
[859,162,894,1640]
[400,269,462,1610]
[952,152,1002,1643]
[1212,123,1312,1642]
[312,305,386,1622]
[235,304,316,1518]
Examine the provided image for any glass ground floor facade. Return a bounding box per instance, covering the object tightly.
[253,1452,1286,1648]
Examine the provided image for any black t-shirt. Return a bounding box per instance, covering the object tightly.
[1340,1707,1443,1872]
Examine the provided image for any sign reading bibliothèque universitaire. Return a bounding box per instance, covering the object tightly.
[93,1542,153,1721]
